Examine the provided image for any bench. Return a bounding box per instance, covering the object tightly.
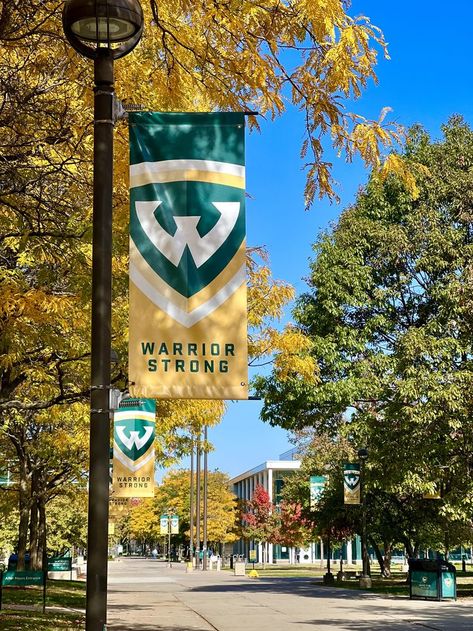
[337,570,360,581]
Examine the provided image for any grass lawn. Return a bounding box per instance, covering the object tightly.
[249,566,326,578]
[0,610,84,630]
[0,580,85,629]
[241,565,473,598]
[320,571,473,598]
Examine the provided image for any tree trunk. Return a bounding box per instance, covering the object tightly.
[444,532,450,561]
[403,538,415,559]
[39,498,48,571]
[16,459,31,571]
[29,496,40,570]
[368,535,388,577]
[383,540,392,577]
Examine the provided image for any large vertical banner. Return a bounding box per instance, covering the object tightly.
[112,398,156,498]
[343,463,361,505]
[128,112,248,399]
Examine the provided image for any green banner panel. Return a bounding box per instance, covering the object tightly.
[309,475,327,509]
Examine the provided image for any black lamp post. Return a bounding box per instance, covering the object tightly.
[62,2,143,629]
[358,448,372,589]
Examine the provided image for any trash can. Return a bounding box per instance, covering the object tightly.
[409,558,456,601]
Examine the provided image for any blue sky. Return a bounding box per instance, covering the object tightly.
[172,1,473,480]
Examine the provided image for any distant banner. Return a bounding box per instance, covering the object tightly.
[170,515,179,534]
[128,112,248,400]
[112,398,155,498]
[160,515,169,535]
[310,475,327,509]
[423,483,442,500]
[109,497,130,519]
[343,463,361,505]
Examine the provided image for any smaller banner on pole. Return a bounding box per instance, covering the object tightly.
[109,497,130,518]
[160,515,169,535]
[343,463,361,505]
[170,515,179,534]
[112,398,156,498]
[310,475,327,509]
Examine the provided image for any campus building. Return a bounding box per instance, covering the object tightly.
[229,450,361,564]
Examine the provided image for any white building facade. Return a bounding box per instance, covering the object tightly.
[230,453,361,565]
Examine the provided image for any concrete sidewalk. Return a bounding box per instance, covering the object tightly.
[105,558,473,631]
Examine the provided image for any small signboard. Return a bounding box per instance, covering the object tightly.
[249,550,257,563]
[47,557,72,572]
[2,570,44,586]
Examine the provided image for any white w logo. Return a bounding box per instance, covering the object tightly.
[116,426,154,451]
[135,200,240,268]
[345,475,359,488]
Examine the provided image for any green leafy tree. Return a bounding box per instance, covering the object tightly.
[256,116,473,556]
[46,490,88,555]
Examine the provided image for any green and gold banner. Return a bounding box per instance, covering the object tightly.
[343,463,361,505]
[128,112,248,400]
[112,398,156,498]
[109,497,130,519]
[309,475,327,509]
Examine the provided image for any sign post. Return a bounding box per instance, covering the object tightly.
[249,549,257,570]
[160,513,179,567]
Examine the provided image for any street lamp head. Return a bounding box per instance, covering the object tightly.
[358,447,369,461]
[63,0,144,60]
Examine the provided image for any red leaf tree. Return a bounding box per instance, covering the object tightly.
[241,485,311,564]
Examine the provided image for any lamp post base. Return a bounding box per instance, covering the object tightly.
[359,576,372,589]
[323,572,335,585]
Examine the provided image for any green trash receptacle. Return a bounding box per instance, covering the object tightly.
[409,558,456,601]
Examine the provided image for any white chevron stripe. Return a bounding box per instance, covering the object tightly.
[130,159,244,188]
[130,262,246,328]
[113,446,155,474]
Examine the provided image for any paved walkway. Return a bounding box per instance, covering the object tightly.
[105,558,473,630]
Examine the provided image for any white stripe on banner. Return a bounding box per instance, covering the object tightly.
[130,262,246,328]
[113,448,155,474]
[130,159,245,188]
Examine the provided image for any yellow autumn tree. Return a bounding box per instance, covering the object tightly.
[1,0,404,568]
[154,469,239,548]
